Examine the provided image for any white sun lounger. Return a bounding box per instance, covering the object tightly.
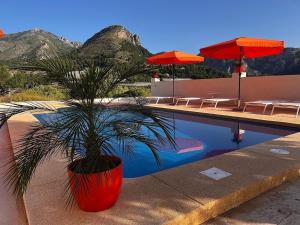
[175,97,202,107]
[243,101,271,114]
[271,102,300,118]
[200,98,238,108]
[146,96,173,104]
[243,100,286,114]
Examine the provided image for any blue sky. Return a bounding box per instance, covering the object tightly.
[1,0,300,53]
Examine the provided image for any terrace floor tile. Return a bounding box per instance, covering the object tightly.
[24,174,200,225]
[152,150,300,206]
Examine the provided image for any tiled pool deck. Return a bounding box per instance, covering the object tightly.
[3,103,300,225]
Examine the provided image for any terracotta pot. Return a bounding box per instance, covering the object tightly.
[68,156,122,212]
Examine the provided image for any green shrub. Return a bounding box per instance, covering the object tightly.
[107,86,150,97]
[0,85,68,102]
[8,92,52,102]
[31,85,68,99]
[7,72,28,89]
[7,72,49,89]
[107,85,129,97]
[0,65,11,88]
[129,87,150,97]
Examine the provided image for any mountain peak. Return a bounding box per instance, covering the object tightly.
[103,25,125,31]
[83,25,141,48]
[79,25,149,61]
[30,28,43,32]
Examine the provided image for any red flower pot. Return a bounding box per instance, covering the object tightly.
[67,156,122,212]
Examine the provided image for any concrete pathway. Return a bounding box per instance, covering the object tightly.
[204,178,300,225]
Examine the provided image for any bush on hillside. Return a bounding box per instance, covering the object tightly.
[0,85,68,102]
[7,72,49,89]
[0,65,11,89]
[108,85,150,97]
[0,64,50,91]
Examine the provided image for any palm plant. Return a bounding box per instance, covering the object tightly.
[0,56,175,210]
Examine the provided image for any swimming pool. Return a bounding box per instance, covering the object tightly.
[34,110,299,178]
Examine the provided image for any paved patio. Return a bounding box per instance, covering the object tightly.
[204,178,300,225]
[1,103,300,225]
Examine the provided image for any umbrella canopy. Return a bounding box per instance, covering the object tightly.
[147,51,204,103]
[200,37,284,59]
[0,29,4,38]
[200,37,284,108]
[147,51,204,65]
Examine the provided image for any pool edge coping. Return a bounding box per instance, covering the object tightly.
[145,104,300,128]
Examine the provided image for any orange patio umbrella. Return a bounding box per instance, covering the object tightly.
[200,37,284,107]
[0,29,4,38]
[147,51,204,103]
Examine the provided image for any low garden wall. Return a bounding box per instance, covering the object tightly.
[151,74,300,101]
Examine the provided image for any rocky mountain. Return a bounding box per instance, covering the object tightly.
[205,48,300,75]
[77,25,225,81]
[0,28,80,64]
[78,25,150,61]
[1,26,299,76]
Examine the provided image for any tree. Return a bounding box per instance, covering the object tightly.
[0,56,175,207]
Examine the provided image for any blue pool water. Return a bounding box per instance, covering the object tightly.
[35,111,298,178]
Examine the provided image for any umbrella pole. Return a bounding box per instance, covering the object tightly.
[238,47,242,108]
[172,64,175,104]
